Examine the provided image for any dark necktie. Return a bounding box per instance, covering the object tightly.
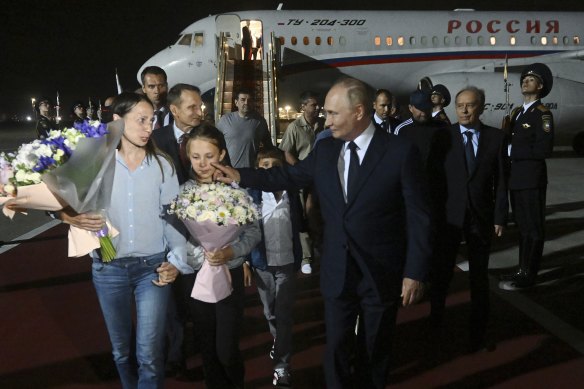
[347,141,360,201]
[178,133,190,173]
[154,110,164,130]
[380,121,389,133]
[464,130,476,174]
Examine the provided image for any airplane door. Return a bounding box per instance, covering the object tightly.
[216,14,242,57]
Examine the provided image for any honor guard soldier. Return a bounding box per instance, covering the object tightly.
[501,63,554,289]
[70,101,87,126]
[431,84,452,126]
[35,97,57,138]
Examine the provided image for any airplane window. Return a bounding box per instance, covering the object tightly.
[541,36,548,45]
[291,36,297,45]
[432,36,438,46]
[386,36,393,46]
[279,37,285,45]
[303,37,310,45]
[466,36,472,45]
[563,36,569,45]
[490,36,496,45]
[552,36,558,45]
[397,36,404,46]
[339,36,347,46]
[477,36,484,45]
[375,36,381,46]
[410,37,416,45]
[194,33,204,47]
[315,36,321,45]
[454,36,461,45]
[327,36,334,45]
[531,36,537,45]
[444,36,450,46]
[574,36,580,45]
[177,34,192,46]
[421,36,428,46]
[510,36,516,45]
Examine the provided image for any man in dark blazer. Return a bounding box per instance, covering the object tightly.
[372,88,401,134]
[152,83,203,185]
[214,77,432,388]
[430,86,509,352]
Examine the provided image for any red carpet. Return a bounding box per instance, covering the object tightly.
[1,224,583,388]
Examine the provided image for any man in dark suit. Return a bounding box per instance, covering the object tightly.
[501,63,554,289]
[152,83,203,185]
[372,88,401,134]
[213,77,432,388]
[430,86,509,352]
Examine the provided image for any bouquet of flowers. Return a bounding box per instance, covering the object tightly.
[0,120,124,260]
[169,181,260,302]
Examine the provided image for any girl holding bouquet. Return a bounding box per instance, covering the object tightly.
[61,92,192,389]
[181,124,260,389]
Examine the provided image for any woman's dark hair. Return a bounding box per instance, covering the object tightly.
[186,123,231,167]
[111,92,174,180]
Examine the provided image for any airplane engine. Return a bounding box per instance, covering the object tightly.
[422,73,584,154]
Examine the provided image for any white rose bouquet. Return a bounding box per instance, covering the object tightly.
[169,182,259,302]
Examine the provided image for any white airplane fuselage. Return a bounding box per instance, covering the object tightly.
[139,10,584,148]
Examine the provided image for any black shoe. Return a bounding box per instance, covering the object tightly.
[165,361,185,378]
[500,270,524,282]
[468,338,496,353]
[511,276,536,289]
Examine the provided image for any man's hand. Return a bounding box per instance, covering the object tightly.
[243,262,253,287]
[206,246,235,266]
[59,207,104,232]
[401,277,425,306]
[153,262,179,287]
[211,162,241,185]
[494,225,504,237]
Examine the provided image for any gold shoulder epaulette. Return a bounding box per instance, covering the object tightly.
[537,104,550,113]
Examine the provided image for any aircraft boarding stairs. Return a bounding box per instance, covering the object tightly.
[214,32,281,145]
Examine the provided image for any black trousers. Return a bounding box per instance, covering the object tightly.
[430,212,492,344]
[511,188,547,276]
[511,188,546,241]
[323,254,400,389]
[184,266,245,389]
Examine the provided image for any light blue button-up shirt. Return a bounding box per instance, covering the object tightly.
[94,151,192,274]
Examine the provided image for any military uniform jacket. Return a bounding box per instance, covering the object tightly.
[36,115,57,138]
[509,99,554,190]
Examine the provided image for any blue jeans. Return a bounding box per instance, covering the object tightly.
[92,253,170,389]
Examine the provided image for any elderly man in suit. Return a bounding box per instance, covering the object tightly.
[429,86,509,352]
[213,77,432,388]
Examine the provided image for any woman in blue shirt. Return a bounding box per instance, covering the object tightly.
[63,92,191,388]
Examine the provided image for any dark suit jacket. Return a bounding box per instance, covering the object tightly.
[151,124,190,185]
[239,125,432,300]
[440,123,509,235]
[509,99,554,190]
[372,115,401,135]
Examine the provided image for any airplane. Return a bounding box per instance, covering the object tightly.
[138,8,584,154]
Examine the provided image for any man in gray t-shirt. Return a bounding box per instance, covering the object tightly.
[217,89,273,168]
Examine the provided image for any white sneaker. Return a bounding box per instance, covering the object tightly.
[273,368,291,386]
[301,263,312,274]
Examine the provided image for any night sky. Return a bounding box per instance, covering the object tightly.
[1,0,582,118]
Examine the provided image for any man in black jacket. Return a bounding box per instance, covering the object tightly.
[35,97,57,138]
[430,86,509,352]
[501,63,554,288]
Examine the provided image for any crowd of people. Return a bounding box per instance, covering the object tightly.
[33,62,554,388]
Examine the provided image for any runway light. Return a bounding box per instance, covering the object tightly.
[26,116,32,121]
[285,105,291,119]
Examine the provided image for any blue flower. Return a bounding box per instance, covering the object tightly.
[34,155,57,172]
